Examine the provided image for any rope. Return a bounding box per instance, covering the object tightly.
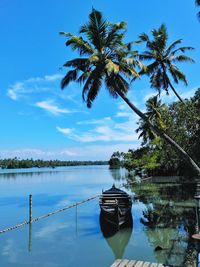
[0,176,152,235]
[0,195,99,235]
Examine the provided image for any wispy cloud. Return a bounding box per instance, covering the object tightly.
[6,73,87,116]
[7,74,63,101]
[77,117,112,125]
[0,148,77,159]
[142,85,199,104]
[56,126,73,135]
[35,100,72,115]
[0,144,139,161]
[56,111,139,143]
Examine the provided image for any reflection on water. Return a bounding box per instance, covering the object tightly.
[100,211,133,259]
[0,166,200,266]
[128,180,199,266]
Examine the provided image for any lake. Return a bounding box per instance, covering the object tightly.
[0,166,199,267]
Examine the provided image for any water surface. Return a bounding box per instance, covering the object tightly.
[0,166,199,266]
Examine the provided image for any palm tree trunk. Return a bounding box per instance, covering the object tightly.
[116,89,200,177]
[168,80,185,103]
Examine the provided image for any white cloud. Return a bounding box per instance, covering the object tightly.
[7,82,24,100]
[116,112,132,118]
[142,85,199,105]
[35,100,72,115]
[44,74,62,82]
[56,126,73,135]
[77,117,112,125]
[7,74,63,101]
[57,112,139,143]
[0,148,77,159]
[0,142,140,161]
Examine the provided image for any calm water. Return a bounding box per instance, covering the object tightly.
[0,166,199,267]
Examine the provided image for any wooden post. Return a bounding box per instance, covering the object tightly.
[28,222,32,252]
[75,203,78,236]
[29,194,32,223]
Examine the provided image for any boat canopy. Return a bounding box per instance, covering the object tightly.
[102,185,129,196]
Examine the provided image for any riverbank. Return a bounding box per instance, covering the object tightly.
[0,158,108,170]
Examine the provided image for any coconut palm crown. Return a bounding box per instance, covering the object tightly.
[138,24,194,102]
[60,8,144,108]
[136,96,166,144]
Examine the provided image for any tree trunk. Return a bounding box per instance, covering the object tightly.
[116,89,200,177]
[168,80,185,104]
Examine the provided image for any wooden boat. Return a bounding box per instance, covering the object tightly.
[99,184,132,230]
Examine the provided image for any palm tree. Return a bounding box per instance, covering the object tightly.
[138,24,194,103]
[136,96,166,145]
[60,9,200,176]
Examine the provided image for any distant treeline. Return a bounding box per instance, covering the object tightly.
[0,158,108,169]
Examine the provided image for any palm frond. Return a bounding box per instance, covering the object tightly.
[172,55,195,63]
[77,72,90,84]
[171,46,194,55]
[165,39,182,55]
[82,65,104,103]
[106,21,127,48]
[169,66,188,85]
[86,76,103,108]
[151,24,168,51]
[80,8,107,52]
[105,73,129,97]
[61,69,78,89]
[138,33,149,42]
[63,58,89,71]
[63,34,94,55]
[119,59,140,78]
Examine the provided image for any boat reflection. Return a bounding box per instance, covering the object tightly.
[100,211,133,259]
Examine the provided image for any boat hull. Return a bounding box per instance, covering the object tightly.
[99,185,132,232]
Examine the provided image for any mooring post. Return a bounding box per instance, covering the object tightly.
[29,194,32,223]
[75,203,78,236]
[28,222,32,252]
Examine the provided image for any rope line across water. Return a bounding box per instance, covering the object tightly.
[0,195,100,234]
[0,176,152,235]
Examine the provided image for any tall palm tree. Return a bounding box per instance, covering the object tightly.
[138,24,194,103]
[60,9,200,176]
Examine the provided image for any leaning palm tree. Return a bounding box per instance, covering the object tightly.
[60,9,200,176]
[138,24,194,103]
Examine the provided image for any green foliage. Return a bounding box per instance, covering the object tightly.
[0,158,108,169]
[109,88,200,176]
[60,8,144,108]
[138,24,194,103]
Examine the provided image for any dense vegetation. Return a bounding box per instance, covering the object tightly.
[0,158,108,169]
[109,89,200,176]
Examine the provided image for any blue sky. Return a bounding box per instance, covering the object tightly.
[0,0,200,160]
